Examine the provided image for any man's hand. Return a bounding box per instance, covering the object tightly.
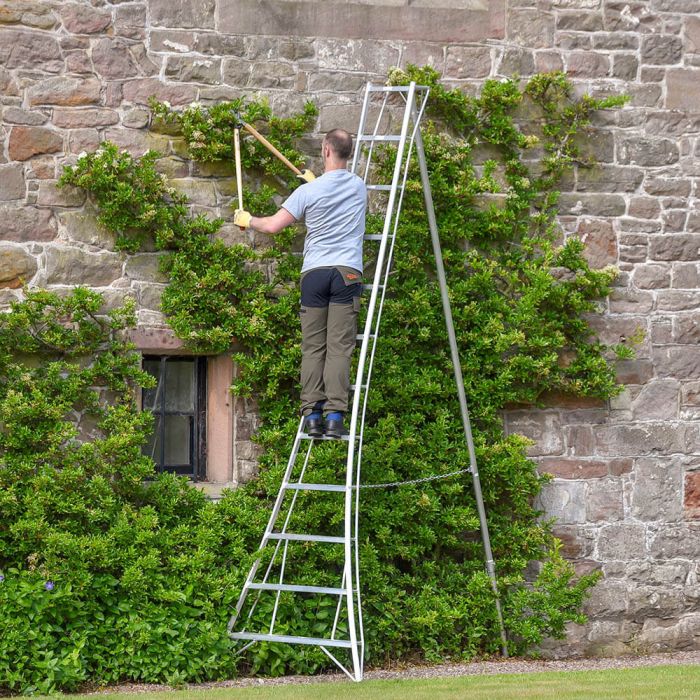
[234,209,252,230]
[297,169,315,183]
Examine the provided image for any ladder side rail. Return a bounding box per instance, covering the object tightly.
[343,81,418,683]
[269,539,290,634]
[412,114,509,658]
[350,101,427,664]
[331,565,348,639]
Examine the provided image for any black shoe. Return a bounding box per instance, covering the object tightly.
[305,413,324,438]
[324,414,345,439]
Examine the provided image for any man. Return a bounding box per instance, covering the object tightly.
[234,129,367,438]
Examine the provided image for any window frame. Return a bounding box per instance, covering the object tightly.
[141,355,207,480]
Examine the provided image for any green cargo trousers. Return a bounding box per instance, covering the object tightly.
[300,266,362,416]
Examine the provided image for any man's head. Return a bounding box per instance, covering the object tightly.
[322,129,353,167]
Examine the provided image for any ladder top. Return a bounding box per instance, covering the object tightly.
[366,84,429,93]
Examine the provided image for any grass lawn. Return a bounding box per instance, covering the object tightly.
[69,664,700,700]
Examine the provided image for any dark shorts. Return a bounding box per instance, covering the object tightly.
[300,266,362,308]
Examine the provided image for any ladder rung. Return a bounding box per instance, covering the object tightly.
[367,184,392,191]
[298,432,353,441]
[359,134,402,142]
[349,383,367,390]
[230,631,353,649]
[362,284,382,293]
[367,85,413,93]
[284,482,345,492]
[357,333,376,342]
[267,532,345,544]
[248,583,346,595]
[364,234,384,241]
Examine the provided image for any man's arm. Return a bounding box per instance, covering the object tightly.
[234,207,296,233]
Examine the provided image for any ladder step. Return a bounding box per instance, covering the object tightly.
[284,482,345,492]
[364,234,384,241]
[349,383,367,390]
[362,284,383,293]
[367,184,392,191]
[267,532,345,544]
[230,631,353,649]
[357,333,376,342]
[358,134,402,142]
[298,432,353,441]
[248,583,346,595]
[367,85,414,93]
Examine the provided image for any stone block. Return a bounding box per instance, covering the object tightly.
[552,524,596,559]
[584,579,629,617]
[608,289,653,314]
[657,290,700,312]
[28,77,100,107]
[58,210,114,250]
[629,197,660,219]
[650,234,700,261]
[0,204,55,242]
[593,423,685,457]
[122,78,197,106]
[628,83,663,108]
[576,165,643,193]
[654,347,700,380]
[649,525,700,559]
[508,9,554,48]
[675,314,700,343]
[124,253,169,283]
[166,56,222,84]
[688,16,700,53]
[587,479,624,522]
[44,246,123,286]
[685,471,700,519]
[612,54,639,81]
[592,33,639,50]
[0,163,25,200]
[566,52,610,78]
[445,46,493,79]
[597,523,647,560]
[0,29,61,70]
[68,128,100,155]
[249,62,296,89]
[558,194,626,217]
[92,38,139,80]
[535,51,563,73]
[8,126,62,161]
[0,245,37,288]
[604,2,662,32]
[150,0,215,29]
[506,410,563,455]
[3,107,47,126]
[60,2,111,33]
[627,586,685,621]
[632,264,670,289]
[169,179,217,206]
[575,219,617,269]
[307,71,368,93]
[666,69,700,111]
[399,42,445,70]
[555,32,591,50]
[52,108,119,129]
[536,480,587,524]
[639,613,700,651]
[556,11,602,31]
[538,457,608,479]
[138,283,166,310]
[36,181,85,207]
[645,178,691,197]
[222,58,253,87]
[618,137,679,167]
[662,210,688,233]
[641,35,683,65]
[631,457,683,521]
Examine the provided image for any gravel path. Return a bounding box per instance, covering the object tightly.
[89,650,700,694]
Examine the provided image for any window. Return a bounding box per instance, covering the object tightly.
[141,356,207,478]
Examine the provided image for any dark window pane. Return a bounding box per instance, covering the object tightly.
[142,360,162,411]
[165,360,195,412]
[164,414,192,466]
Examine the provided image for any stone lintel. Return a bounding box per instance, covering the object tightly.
[218,0,506,43]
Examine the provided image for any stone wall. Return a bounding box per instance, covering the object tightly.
[2,0,700,655]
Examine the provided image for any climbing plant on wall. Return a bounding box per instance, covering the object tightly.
[1,69,629,692]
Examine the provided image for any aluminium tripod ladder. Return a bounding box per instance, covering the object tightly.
[228,81,507,682]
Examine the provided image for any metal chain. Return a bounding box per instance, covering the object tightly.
[356,467,472,489]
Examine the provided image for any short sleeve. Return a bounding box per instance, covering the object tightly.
[281,184,308,221]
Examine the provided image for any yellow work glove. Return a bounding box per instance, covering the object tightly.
[297,169,315,183]
[234,209,252,230]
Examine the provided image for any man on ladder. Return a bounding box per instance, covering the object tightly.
[234,129,367,439]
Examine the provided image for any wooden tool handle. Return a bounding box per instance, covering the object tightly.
[233,127,244,211]
[242,122,303,177]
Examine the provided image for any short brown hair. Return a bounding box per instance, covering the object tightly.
[324,129,353,160]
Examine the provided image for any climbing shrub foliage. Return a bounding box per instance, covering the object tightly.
[1,69,628,693]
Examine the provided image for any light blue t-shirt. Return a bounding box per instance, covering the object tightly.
[282,169,367,274]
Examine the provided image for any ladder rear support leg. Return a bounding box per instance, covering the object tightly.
[413,123,509,658]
